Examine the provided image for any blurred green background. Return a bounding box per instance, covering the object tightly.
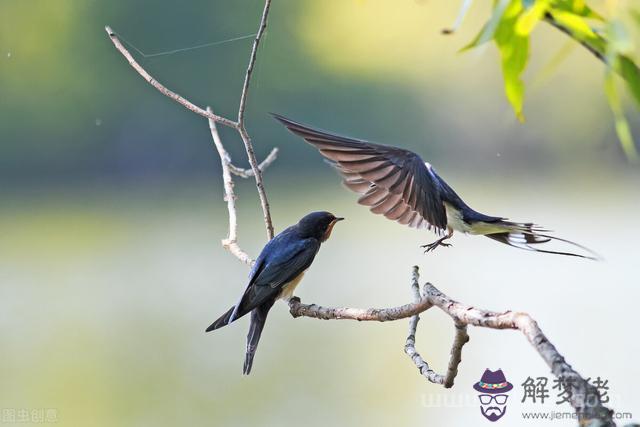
[1,0,639,426]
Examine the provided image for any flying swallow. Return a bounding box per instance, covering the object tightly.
[206,211,344,374]
[273,114,598,259]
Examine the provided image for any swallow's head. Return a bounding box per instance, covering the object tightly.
[297,211,344,242]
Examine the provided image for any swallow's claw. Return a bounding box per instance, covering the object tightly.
[421,239,452,253]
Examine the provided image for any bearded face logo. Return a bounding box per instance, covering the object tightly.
[473,369,513,422]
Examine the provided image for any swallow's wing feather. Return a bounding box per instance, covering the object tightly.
[273,114,448,233]
[253,237,320,289]
[231,233,320,320]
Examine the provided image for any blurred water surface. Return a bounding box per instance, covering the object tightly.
[1,174,639,426]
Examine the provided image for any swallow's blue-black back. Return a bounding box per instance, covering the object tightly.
[206,211,342,374]
[205,212,341,332]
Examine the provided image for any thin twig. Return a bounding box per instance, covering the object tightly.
[289,294,433,322]
[104,26,237,129]
[443,321,469,388]
[106,0,277,245]
[229,148,279,178]
[288,266,616,426]
[543,13,605,63]
[236,129,274,240]
[404,267,442,384]
[235,0,275,240]
[237,0,271,125]
[207,107,253,265]
[404,270,467,388]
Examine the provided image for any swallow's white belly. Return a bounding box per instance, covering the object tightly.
[445,202,507,235]
[279,271,306,301]
[444,203,471,233]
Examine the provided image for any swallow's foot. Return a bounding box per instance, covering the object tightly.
[421,238,452,253]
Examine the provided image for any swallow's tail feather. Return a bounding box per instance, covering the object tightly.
[205,306,238,332]
[485,221,600,260]
[243,300,275,375]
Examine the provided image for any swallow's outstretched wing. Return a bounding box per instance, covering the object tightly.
[205,232,320,332]
[273,114,449,234]
[273,114,599,260]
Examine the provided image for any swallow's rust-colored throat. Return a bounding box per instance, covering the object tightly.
[321,217,343,242]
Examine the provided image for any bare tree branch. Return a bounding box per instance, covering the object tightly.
[106,0,277,254]
[235,0,275,240]
[288,266,616,426]
[238,0,271,125]
[403,266,470,388]
[229,147,279,178]
[404,267,443,384]
[289,293,433,322]
[443,321,469,388]
[207,107,253,265]
[237,126,274,240]
[104,26,238,129]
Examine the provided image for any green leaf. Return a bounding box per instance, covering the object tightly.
[550,0,604,20]
[604,71,639,162]
[605,19,640,108]
[546,7,608,60]
[460,23,488,52]
[548,9,598,40]
[460,0,510,51]
[494,1,529,121]
[617,55,640,107]
[516,0,549,36]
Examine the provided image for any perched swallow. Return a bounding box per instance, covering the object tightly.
[206,211,343,374]
[273,114,598,259]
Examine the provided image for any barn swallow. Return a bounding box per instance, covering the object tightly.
[206,211,343,374]
[273,114,598,260]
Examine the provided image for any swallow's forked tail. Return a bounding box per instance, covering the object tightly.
[485,221,601,260]
[243,300,275,375]
[205,306,237,332]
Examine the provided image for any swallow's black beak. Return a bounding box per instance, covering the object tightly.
[334,217,345,222]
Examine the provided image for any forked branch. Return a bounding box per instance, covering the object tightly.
[289,266,616,426]
[106,0,276,258]
[207,109,253,265]
[104,26,237,129]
